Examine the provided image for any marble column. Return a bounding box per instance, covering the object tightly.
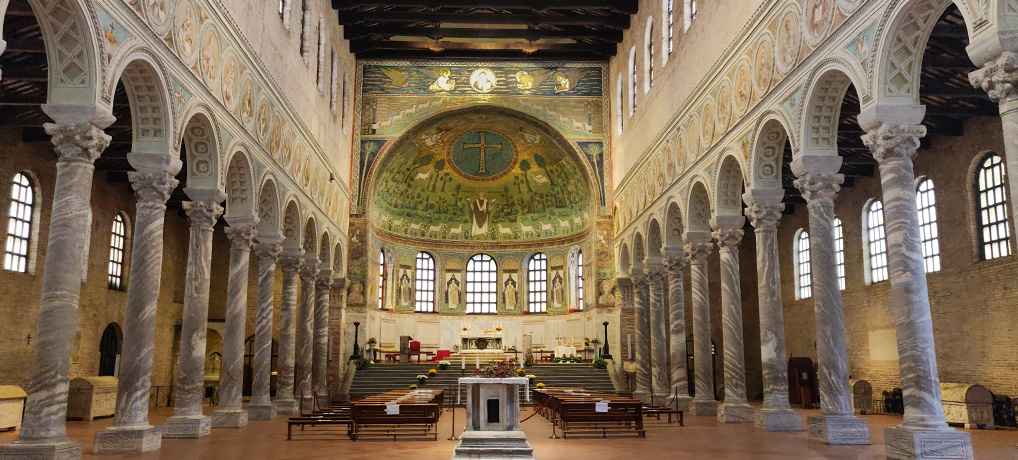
[744,200,802,431]
[274,251,304,415]
[632,274,651,403]
[313,271,332,407]
[248,239,282,421]
[793,173,869,444]
[647,267,670,404]
[972,52,1018,230]
[663,256,690,410]
[296,259,320,410]
[0,122,109,460]
[685,241,717,416]
[94,172,177,453]
[714,228,753,423]
[211,222,257,428]
[328,277,347,398]
[162,198,224,439]
[864,125,973,459]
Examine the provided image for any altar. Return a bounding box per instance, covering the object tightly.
[460,330,504,351]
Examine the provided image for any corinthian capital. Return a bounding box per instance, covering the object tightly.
[226,224,258,250]
[713,228,744,250]
[645,267,666,283]
[300,260,320,280]
[315,276,333,291]
[44,122,111,164]
[253,242,283,263]
[862,124,926,165]
[279,253,305,274]
[129,171,178,206]
[745,203,784,231]
[684,242,712,265]
[970,51,1018,103]
[793,173,843,207]
[183,201,224,229]
[663,255,687,273]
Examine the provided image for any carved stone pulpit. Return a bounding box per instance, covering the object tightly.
[452,377,535,459]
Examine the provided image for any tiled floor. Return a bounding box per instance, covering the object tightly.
[2,405,1015,459]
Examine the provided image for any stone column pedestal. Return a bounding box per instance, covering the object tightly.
[632,274,651,403]
[248,239,283,421]
[714,227,753,424]
[686,241,717,417]
[274,251,304,415]
[663,256,691,411]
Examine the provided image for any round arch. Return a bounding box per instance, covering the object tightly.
[685,180,712,234]
[282,199,303,250]
[664,199,685,252]
[178,105,222,193]
[257,175,283,238]
[26,0,103,109]
[714,151,747,217]
[224,148,256,220]
[800,62,865,158]
[105,48,175,161]
[749,113,793,192]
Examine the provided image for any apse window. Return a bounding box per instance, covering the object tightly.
[833,217,846,290]
[466,254,497,314]
[866,200,889,283]
[576,251,585,310]
[794,229,811,300]
[528,253,548,313]
[976,153,1011,260]
[684,0,697,31]
[415,252,435,312]
[665,0,674,57]
[108,214,127,290]
[916,179,941,272]
[377,250,387,309]
[4,173,34,273]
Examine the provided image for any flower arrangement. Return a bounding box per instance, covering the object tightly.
[524,352,535,367]
[536,383,546,389]
[416,374,429,384]
[553,355,583,364]
[516,368,526,376]
[471,358,520,378]
[409,384,419,389]
[437,360,450,370]
[525,374,536,383]
[428,368,438,376]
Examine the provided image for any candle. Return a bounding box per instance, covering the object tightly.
[475,356,480,369]
[461,356,465,369]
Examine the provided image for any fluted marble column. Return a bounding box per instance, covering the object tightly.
[686,241,717,416]
[248,239,283,421]
[714,228,753,423]
[94,172,177,453]
[0,122,110,460]
[864,125,973,459]
[313,271,333,407]
[632,274,651,402]
[274,251,304,415]
[297,259,320,410]
[663,256,690,410]
[647,268,669,404]
[211,223,257,428]
[744,200,802,431]
[163,198,225,439]
[794,173,869,445]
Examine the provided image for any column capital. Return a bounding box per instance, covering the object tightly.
[745,202,784,231]
[793,173,843,207]
[315,276,333,291]
[183,201,224,230]
[663,255,687,273]
[252,242,283,262]
[862,124,926,165]
[128,171,178,206]
[44,122,111,164]
[970,51,1018,103]
[299,259,320,281]
[645,268,666,283]
[634,273,649,288]
[279,253,304,274]
[713,228,744,250]
[226,224,258,250]
[684,242,712,265]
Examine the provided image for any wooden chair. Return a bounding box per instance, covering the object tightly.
[409,340,422,363]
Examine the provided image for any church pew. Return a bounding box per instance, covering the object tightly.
[349,389,444,441]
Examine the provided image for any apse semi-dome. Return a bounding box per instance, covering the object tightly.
[368,106,595,245]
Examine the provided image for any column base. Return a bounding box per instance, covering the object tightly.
[884,426,973,460]
[161,414,212,439]
[0,437,81,460]
[668,395,691,411]
[632,391,651,404]
[807,414,870,445]
[94,425,162,454]
[754,408,804,431]
[717,403,754,423]
[247,404,277,421]
[210,409,249,428]
[689,399,718,416]
[273,398,299,415]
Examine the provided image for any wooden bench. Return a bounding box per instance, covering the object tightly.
[287,414,353,440]
[643,405,684,426]
[349,389,444,441]
[534,389,647,438]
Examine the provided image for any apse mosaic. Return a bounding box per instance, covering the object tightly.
[369,107,593,243]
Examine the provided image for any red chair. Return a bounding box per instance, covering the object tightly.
[409,340,421,363]
[431,349,451,362]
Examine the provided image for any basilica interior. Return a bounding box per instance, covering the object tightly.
[0,0,1016,459]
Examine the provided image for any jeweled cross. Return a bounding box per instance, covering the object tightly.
[462,132,501,174]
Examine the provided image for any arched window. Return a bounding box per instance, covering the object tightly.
[279,0,285,17]
[866,200,888,283]
[794,230,811,300]
[527,253,548,313]
[108,214,127,290]
[664,0,674,59]
[976,153,1011,260]
[628,47,638,115]
[330,52,339,113]
[645,21,654,91]
[414,252,435,312]
[616,72,624,133]
[377,250,387,309]
[5,173,34,273]
[916,178,941,272]
[342,72,350,134]
[466,254,497,314]
[833,217,846,290]
[576,251,585,310]
[300,0,310,59]
[317,15,326,90]
[684,0,697,31]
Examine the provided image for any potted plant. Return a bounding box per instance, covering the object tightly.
[584,337,591,348]
[428,368,438,376]
[354,357,373,370]
[591,358,608,369]
[526,374,536,384]
[536,382,546,389]
[438,360,450,370]
[409,384,419,389]
[416,374,429,385]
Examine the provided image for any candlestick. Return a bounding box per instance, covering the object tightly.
[461,356,465,369]
[475,356,480,369]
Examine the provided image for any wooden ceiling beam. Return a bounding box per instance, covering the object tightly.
[350,39,615,56]
[334,0,638,14]
[339,11,630,29]
[343,24,622,42]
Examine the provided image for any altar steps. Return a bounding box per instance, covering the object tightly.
[447,352,507,366]
[347,363,616,399]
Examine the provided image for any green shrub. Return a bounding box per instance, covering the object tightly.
[353,357,373,370]
[591,358,608,369]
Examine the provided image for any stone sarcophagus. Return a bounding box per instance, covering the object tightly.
[849,380,872,415]
[940,383,993,429]
[0,385,27,431]
[67,376,118,421]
